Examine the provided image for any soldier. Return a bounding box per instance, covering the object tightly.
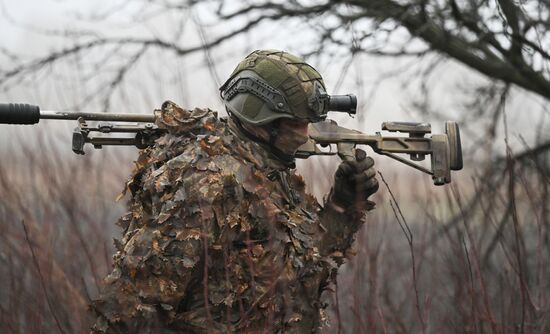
[92,50,379,333]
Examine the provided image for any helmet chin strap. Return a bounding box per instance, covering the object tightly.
[229,114,296,168]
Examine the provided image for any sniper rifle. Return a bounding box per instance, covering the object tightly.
[0,99,462,185]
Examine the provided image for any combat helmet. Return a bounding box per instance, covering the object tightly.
[219,50,329,125]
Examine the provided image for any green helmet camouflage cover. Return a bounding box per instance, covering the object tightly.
[219,50,329,125]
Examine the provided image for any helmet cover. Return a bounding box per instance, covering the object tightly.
[220,50,329,125]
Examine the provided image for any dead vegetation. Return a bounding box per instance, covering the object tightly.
[0,125,548,333]
[1,0,550,332]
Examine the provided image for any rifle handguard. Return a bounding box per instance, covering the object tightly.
[0,103,40,124]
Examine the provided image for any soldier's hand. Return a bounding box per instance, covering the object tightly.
[331,148,378,210]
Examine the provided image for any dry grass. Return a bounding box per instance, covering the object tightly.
[0,133,128,333]
[0,132,548,333]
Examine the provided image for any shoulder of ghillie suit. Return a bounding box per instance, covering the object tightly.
[147,99,269,170]
[123,100,235,191]
[126,100,229,187]
[118,100,283,211]
[154,100,221,136]
[148,100,261,165]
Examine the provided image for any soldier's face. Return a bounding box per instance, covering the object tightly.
[273,118,310,155]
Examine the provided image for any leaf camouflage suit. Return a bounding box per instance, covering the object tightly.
[91,101,373,333]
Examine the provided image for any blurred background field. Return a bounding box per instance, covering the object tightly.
[0,0,549,333]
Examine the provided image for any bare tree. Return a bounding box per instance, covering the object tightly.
[2,1,550,98]
[1,1,550,333]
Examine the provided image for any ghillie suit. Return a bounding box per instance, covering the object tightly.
[91,101,373,333]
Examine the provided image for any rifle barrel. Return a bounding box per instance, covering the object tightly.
[40,110,155,123]
[0,104,156,124]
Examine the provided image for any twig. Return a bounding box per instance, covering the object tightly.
[378,171,425,333]
[335,278,342,334]
[450,184,500,333]
[503,103,528,333]
[461,236,479,333]
[201,220,214,333]
[21,220,66,334]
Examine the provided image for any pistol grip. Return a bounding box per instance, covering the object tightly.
[337,142,357,161]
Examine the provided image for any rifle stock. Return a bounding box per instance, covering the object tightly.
[295,120,463,185]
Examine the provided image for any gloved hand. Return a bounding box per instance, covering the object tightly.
[330,148,379,211]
